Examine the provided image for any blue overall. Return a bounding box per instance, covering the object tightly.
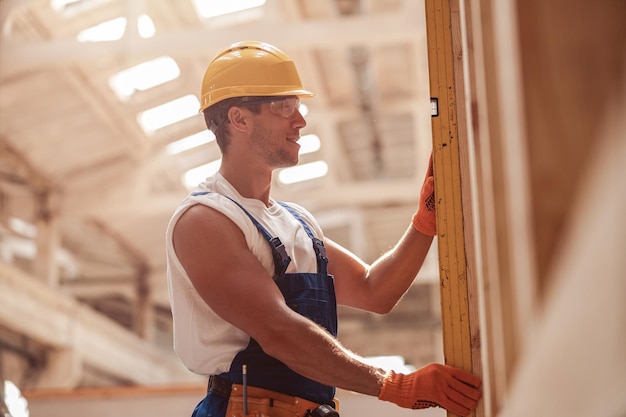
[190,194,338,417]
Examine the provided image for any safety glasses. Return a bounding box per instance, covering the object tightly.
[240,96,301,119]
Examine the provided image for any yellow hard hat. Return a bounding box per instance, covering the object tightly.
[200,41,315,112]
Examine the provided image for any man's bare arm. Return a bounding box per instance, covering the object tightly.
[172,204,386,396]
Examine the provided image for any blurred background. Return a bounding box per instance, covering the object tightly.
[0,0,443,415]
[3,1,624,416]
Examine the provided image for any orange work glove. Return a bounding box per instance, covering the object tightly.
[412,153,436,236]
[378,363,482,417]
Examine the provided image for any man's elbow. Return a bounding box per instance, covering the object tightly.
[372,302,396,315]
[251,316,302,360]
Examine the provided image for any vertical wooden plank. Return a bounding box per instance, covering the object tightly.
[449,1,485,415]
[458,0,512,412]
[516,0,626,293]
[34,189,61,287]
[424,2,477,417]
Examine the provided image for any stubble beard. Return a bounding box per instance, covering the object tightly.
[250,126,299,169]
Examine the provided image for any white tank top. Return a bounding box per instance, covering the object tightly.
[165,173,324,375]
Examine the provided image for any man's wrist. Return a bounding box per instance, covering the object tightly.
[374,368,391,397]
[412,210,436,236]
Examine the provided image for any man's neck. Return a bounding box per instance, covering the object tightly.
[219,165,273,207]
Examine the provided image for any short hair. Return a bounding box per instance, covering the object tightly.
[202,97,262,153]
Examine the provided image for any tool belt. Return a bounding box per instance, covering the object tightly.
[208,375,339,417]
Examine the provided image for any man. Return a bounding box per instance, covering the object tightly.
[166,41,481,417]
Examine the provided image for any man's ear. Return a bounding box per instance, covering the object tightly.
[228,107,248,132]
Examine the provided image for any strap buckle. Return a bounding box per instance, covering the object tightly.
[207,375,232,398]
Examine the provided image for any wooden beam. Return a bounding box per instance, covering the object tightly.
[1,10,421,72]
[424,1,478,417]
[0,261,193,386]
[33,189,61,287]
[22,383,205,400]
[89,219,155,341]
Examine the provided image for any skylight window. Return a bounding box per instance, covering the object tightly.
[3,381,29,417]
[109,56,180,100]
[193,0,266,18]
[51,0,107,17]
[183,159,222,189]
[138,94,200,133]
[166,130,215,155]
[278,161,328,185]
[50,0,80,12]
[299,102,309,117]
[298,134,320,155]
[77,14,155,42]
[8,217,37,238]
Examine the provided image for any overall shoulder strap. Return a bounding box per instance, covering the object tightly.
[278,202,329,276]
[190,191,291,277]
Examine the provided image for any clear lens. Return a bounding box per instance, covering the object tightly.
[269,97,300,118]
[240,96,301,119]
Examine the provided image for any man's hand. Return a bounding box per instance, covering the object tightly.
[412,153,436,236]
[378,363,482,416]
